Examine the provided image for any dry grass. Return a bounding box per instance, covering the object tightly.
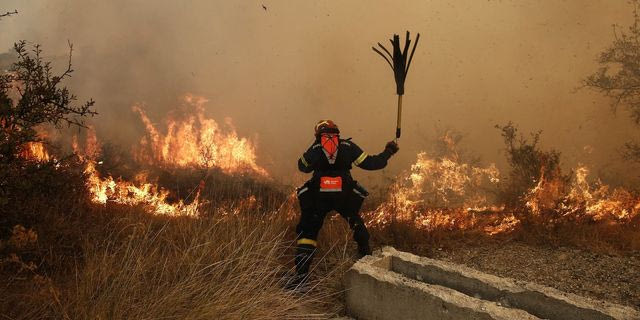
[0,163,351,320]
[2,204,352,320]
[65,214,325,319]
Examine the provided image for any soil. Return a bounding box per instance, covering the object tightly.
[420,241,640,310]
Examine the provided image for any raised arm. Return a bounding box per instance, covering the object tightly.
[350,141,399,171]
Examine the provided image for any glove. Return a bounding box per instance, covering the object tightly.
[385,141,399,155]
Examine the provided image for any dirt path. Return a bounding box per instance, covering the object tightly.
[421,241,640,310]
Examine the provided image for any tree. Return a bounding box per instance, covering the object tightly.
[584,1,640,161]
[0,41,96,162]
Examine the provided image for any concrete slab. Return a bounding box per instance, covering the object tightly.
[345,254,539,320]
[343,247,640,320]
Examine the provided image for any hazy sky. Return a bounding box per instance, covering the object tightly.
[2,0,638,187]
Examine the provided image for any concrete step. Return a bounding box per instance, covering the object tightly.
[344,247,640,320]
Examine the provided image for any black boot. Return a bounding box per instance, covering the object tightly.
[284,272,311,293]
[352,220,371,259]
[356,243,372,259]
[294,243,316,275]
[286,243,316,292]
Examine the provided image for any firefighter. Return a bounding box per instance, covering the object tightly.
[291,119,399,288]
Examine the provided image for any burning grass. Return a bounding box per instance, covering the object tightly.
[133,94,267,176]
[356,128,640,253]
[364,151,640,252]
[3,101,640,318]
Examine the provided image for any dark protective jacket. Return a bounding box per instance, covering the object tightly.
[297,138,392,189]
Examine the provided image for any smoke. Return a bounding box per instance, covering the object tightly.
[1,0,638,186]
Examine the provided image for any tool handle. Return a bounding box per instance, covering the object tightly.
[395,95,403,139]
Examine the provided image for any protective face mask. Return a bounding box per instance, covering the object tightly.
[320,134,339,160]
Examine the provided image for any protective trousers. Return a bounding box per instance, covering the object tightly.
[294,187,370,276]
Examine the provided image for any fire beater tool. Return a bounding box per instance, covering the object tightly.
[372,31,420,142]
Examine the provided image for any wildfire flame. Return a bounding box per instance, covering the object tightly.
[84,160,200,217]
[19,127,52,162]
[68,93,274,217]
[14,94,268,218]
[367,147,639,236]
[20,142,51,162]
[133,94,267,176]
[523,164,640,223]
[21,113,640,231]
[563,165,639,222]
[73,126,201,217]
[72,126,101,160]
[366,152,505,233]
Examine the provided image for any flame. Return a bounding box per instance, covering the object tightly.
[12,95,268,218]
[70,126,201,217]
[20,142,51,162]
[563,165,640,222]
[19,127,52,162]
[524,167,566,215]
[73,126,101,161]
[366,152,638,236]
[18,110,639,234]
[366,152,503,232]
[522,164,640,223]
[133,94,267,176]
[69,95,271,217]
[84,160,200,217]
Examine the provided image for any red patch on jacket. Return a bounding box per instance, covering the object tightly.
[320,176,342,192]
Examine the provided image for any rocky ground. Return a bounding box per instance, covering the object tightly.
[421,241,640,310]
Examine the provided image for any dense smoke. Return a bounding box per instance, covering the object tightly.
[1,0,639,187]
